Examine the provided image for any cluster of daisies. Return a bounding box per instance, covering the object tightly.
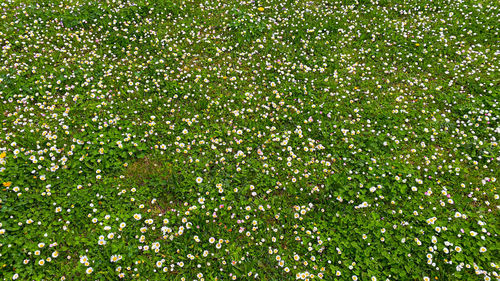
[0,0,498,280]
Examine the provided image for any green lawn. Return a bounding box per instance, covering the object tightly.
[0,0,498,280]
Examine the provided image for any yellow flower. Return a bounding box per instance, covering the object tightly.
[0,152,6,158]
[3,182,11,187]
[258,7,264,12]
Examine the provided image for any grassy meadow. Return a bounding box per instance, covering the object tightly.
[0,0,499,280]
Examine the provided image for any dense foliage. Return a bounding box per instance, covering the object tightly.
[0,0,498,280]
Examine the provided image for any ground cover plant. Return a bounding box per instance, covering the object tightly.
[0,0,499,280]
